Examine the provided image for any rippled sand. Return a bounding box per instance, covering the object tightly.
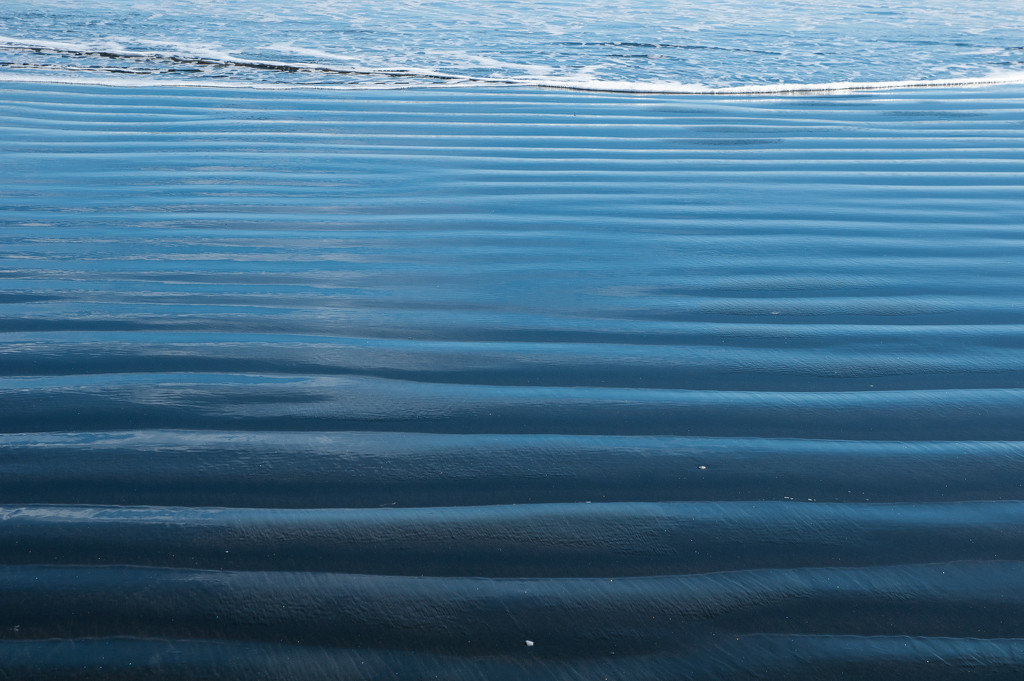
[2,83,1024,679]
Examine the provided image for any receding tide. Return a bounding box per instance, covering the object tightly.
[2,1,1024,679]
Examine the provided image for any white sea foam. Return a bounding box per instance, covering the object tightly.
[2,36,1024,96]
[5,68,1024,97]
[522,72,1024,95]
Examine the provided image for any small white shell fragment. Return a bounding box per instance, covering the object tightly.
[524,640,534,647]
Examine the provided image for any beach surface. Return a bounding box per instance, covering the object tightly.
[2,82,1024,678]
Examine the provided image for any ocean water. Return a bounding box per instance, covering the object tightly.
[2,0,1024,92]
[3,2,1024,680]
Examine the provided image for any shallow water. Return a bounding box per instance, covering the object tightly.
[1,82,1024,678]
[2,0,1024,91]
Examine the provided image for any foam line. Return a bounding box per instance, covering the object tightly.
[4,36,1024,94]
